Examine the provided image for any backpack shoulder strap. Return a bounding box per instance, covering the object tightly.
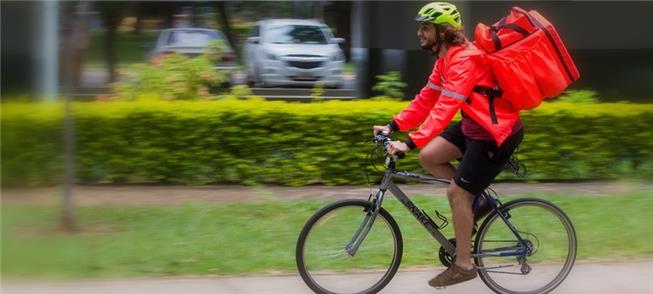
[442,43,484,73]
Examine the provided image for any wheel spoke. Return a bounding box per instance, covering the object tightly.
[296,200,402,294]
[474,198,577,294]
[484,270,528,275]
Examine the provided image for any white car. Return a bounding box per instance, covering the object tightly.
[151,28,237,71]
[243,19,345,88]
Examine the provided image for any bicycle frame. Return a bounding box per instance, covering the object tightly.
[346,157,531,261]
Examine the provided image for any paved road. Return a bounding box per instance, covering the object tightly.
[3,181,651,206]
[4,261,653,294]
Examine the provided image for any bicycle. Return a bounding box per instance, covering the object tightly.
[296,133,577,294]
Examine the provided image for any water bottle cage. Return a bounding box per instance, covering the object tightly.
[433,209,449,230]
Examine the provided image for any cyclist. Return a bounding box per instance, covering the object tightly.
[373,2,523,287]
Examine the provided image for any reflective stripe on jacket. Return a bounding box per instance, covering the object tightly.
[393,42,520,148]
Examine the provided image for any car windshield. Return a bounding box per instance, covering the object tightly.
[166,30,221,47]
[266,25,328,45]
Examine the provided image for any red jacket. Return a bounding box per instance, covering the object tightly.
[393,42,520,148]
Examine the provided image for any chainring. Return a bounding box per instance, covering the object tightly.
[438,238,457,267]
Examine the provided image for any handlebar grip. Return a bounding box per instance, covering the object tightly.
[396,151,405,159]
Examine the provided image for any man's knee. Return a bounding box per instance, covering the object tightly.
[419,150,446,169]
[446,184,457,201]
[418,150,432,167]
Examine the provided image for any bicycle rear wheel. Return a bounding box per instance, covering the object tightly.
[474,198,577,294]
[296,199,403,294]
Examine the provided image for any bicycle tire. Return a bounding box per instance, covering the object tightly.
[296,199,403,294]
[474,198,577,294]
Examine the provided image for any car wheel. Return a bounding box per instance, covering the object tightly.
[247,77,256,88]
[253,64,266,88]
[245,64,255,87]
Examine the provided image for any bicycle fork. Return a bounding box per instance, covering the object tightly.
[345,190,384,256]
[473,193,532,273]
[474,193,531,257]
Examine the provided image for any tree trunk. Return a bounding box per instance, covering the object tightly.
[61,1,90,233]
[133,3,143,35]
[134,16,142,35]
[191,4,201,27]
[103,12,118,83]
[215,2,238,59]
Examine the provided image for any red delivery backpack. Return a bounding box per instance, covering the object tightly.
[473,7,580,110]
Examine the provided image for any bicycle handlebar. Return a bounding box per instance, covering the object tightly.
[373,132,405,160]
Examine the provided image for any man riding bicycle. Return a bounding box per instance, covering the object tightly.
[373,2,523,287]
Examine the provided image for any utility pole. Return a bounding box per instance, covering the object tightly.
[40,0,59,100]
[61,1,89,232]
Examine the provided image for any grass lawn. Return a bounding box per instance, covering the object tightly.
[2,191,652,279]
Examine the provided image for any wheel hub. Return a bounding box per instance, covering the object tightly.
[523,239,535,256]
[521,262,532,274]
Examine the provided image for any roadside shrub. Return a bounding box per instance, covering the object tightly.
[227,85,254,99]
[203,39,227,65]
[554,90,600,104]
[2,100,652,186]
[372,71,407,99]
[113,40,229,100]
[311,82,325,101]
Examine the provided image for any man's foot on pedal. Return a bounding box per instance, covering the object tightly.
[428,263,477,288]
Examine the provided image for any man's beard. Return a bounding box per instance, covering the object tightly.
[421,39,438,51]
[420,40,438,53]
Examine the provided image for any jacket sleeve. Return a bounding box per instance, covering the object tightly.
[407,56,479,149]
[391,63,442,132]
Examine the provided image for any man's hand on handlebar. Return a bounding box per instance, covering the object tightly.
[373,125,392,136]
[388,141,410,157]
[371,125,409,159]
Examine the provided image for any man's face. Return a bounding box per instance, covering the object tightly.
[417,22,438,50]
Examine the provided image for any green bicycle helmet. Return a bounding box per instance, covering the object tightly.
[415,2,462,29]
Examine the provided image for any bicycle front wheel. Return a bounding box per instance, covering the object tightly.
[296,199,403,294]
[474,198,577,294]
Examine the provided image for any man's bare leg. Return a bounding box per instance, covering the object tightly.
[447,180,475,270]
[428,180,478,287]
[419,136,461,179]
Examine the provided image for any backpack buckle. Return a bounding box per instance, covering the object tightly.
[473,85,503,98]
[473,85,502,124]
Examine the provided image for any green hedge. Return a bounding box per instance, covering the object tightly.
[2,99,653,186]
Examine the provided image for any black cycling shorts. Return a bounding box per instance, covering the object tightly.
[438,123,523,196]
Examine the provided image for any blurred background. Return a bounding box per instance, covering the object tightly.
[3,1,653,100]
[2,0,652,293]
